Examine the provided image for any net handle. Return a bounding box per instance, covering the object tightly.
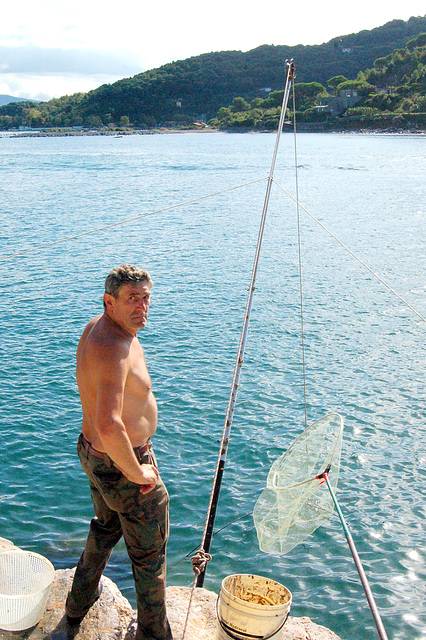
[320,472,389,640]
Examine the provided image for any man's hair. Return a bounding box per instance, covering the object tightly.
[104,264,152,298]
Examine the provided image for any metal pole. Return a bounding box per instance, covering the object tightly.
[323,473,389,640]
[195,60,296,588]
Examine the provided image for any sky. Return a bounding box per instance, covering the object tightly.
[1,0,425,101]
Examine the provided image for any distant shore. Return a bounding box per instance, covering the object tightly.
[0,127,218,139]
[1,125,425,139]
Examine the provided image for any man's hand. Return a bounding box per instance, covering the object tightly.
[114,461,158,493]
[137,463,159,494]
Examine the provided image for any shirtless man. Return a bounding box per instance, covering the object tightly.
[66,264,172,640]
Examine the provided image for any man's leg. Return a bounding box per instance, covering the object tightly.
[66,439,123,620]
[66,479,123,619]
[68,438,172,638]
[119,453,172,640]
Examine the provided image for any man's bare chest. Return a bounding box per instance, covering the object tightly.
[125,342,152,396]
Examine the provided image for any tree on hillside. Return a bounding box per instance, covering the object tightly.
[336,79,376,96]
[407,32,426,50]
[27,108,44,127]
[327,75,349,93]
[293,82,328,110]
[230,97,251,112]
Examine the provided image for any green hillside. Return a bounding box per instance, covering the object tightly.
[211,32,426,130]
[0,16,425,130]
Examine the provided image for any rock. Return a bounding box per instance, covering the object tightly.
[281,617,342,640]
[166,586,219,639]
[0,568,341,640]
[0,569,135,640]
[0,538,17,551]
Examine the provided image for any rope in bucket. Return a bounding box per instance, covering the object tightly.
[215,574,292,640]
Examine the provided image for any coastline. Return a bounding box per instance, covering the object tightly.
[1,125,425,138]
[0,127,218,139]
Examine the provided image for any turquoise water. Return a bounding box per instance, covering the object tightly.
[0,131,425,640]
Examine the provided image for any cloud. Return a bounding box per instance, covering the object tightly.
[0,44,143,76]
[0,73,125,101]
[1,5,425,101]
[0,43,147,99]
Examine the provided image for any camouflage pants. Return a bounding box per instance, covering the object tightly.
[66,434,172,640]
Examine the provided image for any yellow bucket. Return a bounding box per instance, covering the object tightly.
[216,574,292,640]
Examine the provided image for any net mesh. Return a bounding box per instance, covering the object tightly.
[253,413,343,554]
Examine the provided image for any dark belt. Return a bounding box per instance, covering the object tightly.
[81,435,151,460]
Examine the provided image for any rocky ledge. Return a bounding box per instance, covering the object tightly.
[0,567,341,640]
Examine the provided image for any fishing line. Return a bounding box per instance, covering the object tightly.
[170,511,253,569]
[0,178,266,263]
[291,70,308,431]
[272,178,425,323]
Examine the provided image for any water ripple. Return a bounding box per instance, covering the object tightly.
[1,132,425,640]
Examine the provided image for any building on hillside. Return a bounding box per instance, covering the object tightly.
[316,90,362,116]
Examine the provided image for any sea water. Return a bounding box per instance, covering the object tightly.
[0,131,424,640]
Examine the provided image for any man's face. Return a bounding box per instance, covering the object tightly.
[104,281,152,334]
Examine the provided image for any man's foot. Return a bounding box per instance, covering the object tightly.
[66,613,85,627]
[65,584,102,626]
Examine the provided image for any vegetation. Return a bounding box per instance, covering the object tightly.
[0,16,425,132]
[210,83,329,130]
[211,32,426,131]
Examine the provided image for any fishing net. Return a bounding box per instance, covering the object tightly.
[253,413,344,554]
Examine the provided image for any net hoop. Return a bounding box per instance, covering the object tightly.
[270,413,344,490]
[254,413,344,555]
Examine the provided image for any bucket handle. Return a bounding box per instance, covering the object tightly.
[216,595,290,640]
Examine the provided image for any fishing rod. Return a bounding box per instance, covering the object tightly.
[194,60,296,588]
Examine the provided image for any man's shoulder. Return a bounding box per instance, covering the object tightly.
[79,315,102,348]
[80,315,130,359]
